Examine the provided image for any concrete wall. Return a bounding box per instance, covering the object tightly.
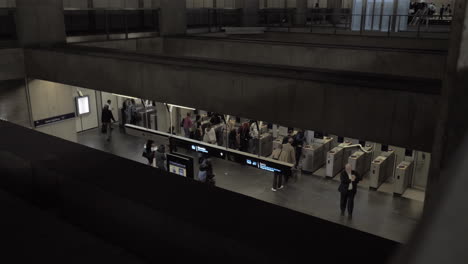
[0,49,24,81]
[24,48,439,151]
[0,79,30,127]
[160,37,446,79]
[79,37,446,79]
[0,0,16,7]
[27,79,77,142]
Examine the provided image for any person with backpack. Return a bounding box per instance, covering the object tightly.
[270,144,284,192]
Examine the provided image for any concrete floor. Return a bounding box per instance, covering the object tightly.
[77,127,424,243]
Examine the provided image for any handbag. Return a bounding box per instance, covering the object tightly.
[272,150,282,160]
[142,150,148,158]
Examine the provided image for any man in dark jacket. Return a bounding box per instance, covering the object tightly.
[339,163,361,219]
[101,105,115,141]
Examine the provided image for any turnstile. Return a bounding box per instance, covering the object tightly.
[394,161,414,196]
[348,149,373,177]
[259,133,273,157]
[315,137,334,163]
[369,151,395,190]
[326,146,344,178]
[302,143,325,173]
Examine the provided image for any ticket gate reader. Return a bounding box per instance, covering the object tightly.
[394,161,414,196]
[370,151,395,190]
[326,146,344,178]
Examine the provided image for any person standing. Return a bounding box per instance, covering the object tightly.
[155,144,167,171]
[279,137,296,184]
[182,112,193,138]
[249,120,259,154]
[203,124,217,145]
[101,105,115,142]
[105,99,113,111]
[198,156,215,185]
[338,164,361,219]
[143,140,156,166]
[238,122,250,152]
[270,144,284,191]
[439,4,445,20]
[293,130,306,167]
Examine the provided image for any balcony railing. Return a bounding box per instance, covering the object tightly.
[64,8,160,39]
[255,9,451,39]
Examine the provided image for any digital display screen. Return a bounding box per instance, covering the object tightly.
[171,137,225,159]
[76,96,90,115]
[228,152,286,173]
[166,153,194,179]
[169,161,187,177]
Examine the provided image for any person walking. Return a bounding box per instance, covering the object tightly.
[101,105,115,142]
[338,164,362,219]
[155,144,167,171]
[278,137,296,184]
[249,120,259,154]
[143,140,156,166]
[270,144,284,191]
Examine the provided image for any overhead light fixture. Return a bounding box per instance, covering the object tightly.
[166,103,195,111]
[112,93,139,100]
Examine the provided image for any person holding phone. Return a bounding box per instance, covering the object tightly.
[338,164,361,219]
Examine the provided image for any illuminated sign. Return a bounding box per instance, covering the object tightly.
[76,96,90,116]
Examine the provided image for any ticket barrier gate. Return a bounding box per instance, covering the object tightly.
[302,143,325,173]
[369,151,395,190]
[348,150,372,177]
[315,137,334,163]
[326,146,344,178]
[259,133,273,157]
[340,142,355,168]
[394,161,414,196]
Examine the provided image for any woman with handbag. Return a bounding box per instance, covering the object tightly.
[270,144,284,191]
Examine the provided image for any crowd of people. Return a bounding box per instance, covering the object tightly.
[410,2,452,19]
[103,104,365,218]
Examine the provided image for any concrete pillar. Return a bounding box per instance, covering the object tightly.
[427,0,468,212]
[327,0,343,24]
[15,0,66,47]
[159,0,186,36]
[295,0,307,26]
[151,0,160,8]
[239,0,259,26]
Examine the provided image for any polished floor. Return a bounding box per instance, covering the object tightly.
[77,127,424,243]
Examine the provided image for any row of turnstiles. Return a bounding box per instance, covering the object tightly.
[273,137,415,196]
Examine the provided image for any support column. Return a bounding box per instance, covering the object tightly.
[159,0,186,36]
[328,0,343,25]
[239,0,259,26]
[15,0,66,47]
[295,0,307,26]
[426,0,468,212]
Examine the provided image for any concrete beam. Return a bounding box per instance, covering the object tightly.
[15,0,66,47]
[23,47,439,151]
